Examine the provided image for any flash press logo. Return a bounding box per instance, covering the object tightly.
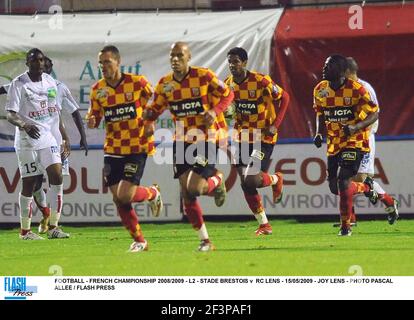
[4,277,37,300]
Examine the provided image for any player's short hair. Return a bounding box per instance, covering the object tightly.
[329,54,348,74]
[26,48,44,61]
[100,45,121,61]
[227,47,248,62]
[346,57,359,74]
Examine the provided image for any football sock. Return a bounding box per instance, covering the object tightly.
[243,191,268,224]
[117,204,145,242]
[380,193,395,207]
[206,175,222,194]
[19,193,33,234]
[184,200,204,230]
[132,186,157,203]
[197,223,209,241]
[373,181,386,195]
[48,184,63,227]
[261,172,278,188]
[33,187,50,218]
[339,186,354,228]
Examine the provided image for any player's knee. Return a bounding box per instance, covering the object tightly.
[244,175,262,189]
[353,173,366,183]
[186,185,202,198]
[117,193,133,206]
[328,178,339,195]
[338,178,350,192]
[34,177,43,191]
[241,183,257,195]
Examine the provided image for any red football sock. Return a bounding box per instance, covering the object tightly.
[261,172,272,187]
[184,200,204,230]
[339,186,354,228]
[243,192,264,215]
[380,193,394,207]
[132,186,157,203]
[350,181,369,195]
[206,175,222,194]
[261,172,279,188]
[351,206,357,224]
[117,205,145,242]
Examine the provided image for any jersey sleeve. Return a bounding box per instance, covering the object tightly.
[147,80,168,121]
[2,83,11,93]
[60,83,79,114]
[313,86,323,116]
[138,75,154,108]
[263,75,283,101]
[357,85,379,119]
[206,70,231,98]
[5,80,22,113]
[86,85,103,122]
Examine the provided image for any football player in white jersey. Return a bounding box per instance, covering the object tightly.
[2,56,88,234]
[345,57,399,225]
[5,48,70,240]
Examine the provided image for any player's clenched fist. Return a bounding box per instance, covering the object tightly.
[87,115,96,129]
[143,122,155,138]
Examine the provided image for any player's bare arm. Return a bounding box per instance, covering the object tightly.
[71,109,88,155]
[59,114,71,160]
[313,113,324,148]
[6,110,40,139]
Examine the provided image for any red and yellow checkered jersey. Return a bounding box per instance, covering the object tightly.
[87,73,155,156]
[147,66,230,144]
[225,71,284,144]
[313,78,379,156]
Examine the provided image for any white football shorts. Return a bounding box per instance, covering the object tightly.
[17,146,62,178]
[358,134,375,175]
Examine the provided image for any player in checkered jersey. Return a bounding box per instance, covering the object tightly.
[313,54,380,236]
[225,47,289,236]
[144,42,234,252]
[5,48,70,240]
[345,57,399,225]
[87,45,163,253]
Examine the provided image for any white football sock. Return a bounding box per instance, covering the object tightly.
[19,193,33,231]
[49,184,63,227]
[198,223,209,241]
[254,211,269,225]
[373,181,386,196]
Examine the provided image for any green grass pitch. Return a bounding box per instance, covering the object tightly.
[1,220,413,276]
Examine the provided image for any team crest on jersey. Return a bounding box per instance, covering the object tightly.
[163,82,175,94]
[191,88,200,97]
[318,88,329,98]
[96,88,109,99]
[47,88,57,99]
[125,92,134,102]
[40,100,47,109]
[249,90,256,98]
[344,97,352,105]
